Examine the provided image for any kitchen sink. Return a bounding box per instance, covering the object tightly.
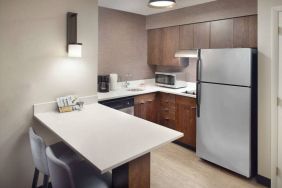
[127,88,144,92]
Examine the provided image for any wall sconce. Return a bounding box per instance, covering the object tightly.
[67,12,82,58]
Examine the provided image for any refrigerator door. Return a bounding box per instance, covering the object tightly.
[200,48,252,86]
[196,83,251,177]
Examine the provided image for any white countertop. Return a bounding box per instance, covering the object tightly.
[34,102,183,173]
[98,80,196,101]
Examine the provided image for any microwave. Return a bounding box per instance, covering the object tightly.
[155,72,187,89]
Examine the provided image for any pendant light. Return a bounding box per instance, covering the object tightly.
[149,0,176,8]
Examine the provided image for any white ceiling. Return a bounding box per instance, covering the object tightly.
[98,0,216,16]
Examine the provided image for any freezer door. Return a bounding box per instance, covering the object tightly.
[200,48,252,86]
[196,83,251,177]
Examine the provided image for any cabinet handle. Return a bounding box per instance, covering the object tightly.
[191,107,196,109]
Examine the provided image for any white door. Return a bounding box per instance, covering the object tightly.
[278,11,282,188]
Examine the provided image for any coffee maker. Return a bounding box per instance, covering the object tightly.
[98,75,110,93]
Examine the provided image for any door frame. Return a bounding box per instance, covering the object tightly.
[271,6,282,188]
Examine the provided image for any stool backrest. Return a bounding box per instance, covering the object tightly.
[46,147,75,188]
[29,127,49,175]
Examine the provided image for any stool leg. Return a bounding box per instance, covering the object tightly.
[43,175,49,188]
[32,168,39,188]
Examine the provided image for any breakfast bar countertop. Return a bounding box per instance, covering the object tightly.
[34,101,183,174]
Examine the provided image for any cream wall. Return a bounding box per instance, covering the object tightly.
[258,0,282,179]
[98,7,155,81]
[0,0,98,187]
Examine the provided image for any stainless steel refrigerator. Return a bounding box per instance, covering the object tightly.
[196,48,257,178]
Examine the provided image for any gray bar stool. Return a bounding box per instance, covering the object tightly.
[46,146,112,188]
[29,127,81,188]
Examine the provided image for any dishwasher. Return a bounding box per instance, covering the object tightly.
[99,97,134,115]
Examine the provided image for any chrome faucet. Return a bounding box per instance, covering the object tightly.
[123,73,132,88]
[124,81,130,88]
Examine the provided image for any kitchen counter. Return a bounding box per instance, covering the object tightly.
[34,98,183,174]
[98,80,196,101]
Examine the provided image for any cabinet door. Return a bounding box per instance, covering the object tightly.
[210,19,234,48]
[248,15,257,48]
[175,96,196,148]
[193,22,210,49]
[145,100,158,123]
[134,93,157,123]
[179,24,194,50]
[134,102,147,120]
[233,15,257,48]
[233,16,249,48]
[162,26,180,66]
[148,29,162,65]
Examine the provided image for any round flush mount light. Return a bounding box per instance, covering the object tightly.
[149,0,176,8]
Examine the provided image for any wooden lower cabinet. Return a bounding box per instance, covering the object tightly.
[158,93,197,148]
[158,93,176,129]
[135,92,197,148]
[175,96,197,148]
[134,93,158,123]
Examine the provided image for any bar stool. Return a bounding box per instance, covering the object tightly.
[46,146,112,188]
[29,127,81,188]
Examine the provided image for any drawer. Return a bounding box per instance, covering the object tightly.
[135,93,156,104]
[159,118,175,129]
[175,95,196,107]
[159,93,175,104]
[160,102,176,111]
[160,110,175,120]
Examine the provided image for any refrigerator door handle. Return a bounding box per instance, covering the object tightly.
[197,82,201,117]
[196,50,201,117]
[196,51,201,82]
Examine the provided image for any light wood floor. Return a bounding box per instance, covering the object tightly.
[151,143,266,188]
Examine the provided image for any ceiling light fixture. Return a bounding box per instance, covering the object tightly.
[149,0,176,8]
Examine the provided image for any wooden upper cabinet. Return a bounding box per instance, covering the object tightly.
[148,15,257,66]
[233,17,249,48]
[162,26,180,66]
[233,15,257,48]
[147,29,162,65]
[179,24,194,50]
[193,22,210,49]
[210,19,234,48]
[248,15,257,48]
